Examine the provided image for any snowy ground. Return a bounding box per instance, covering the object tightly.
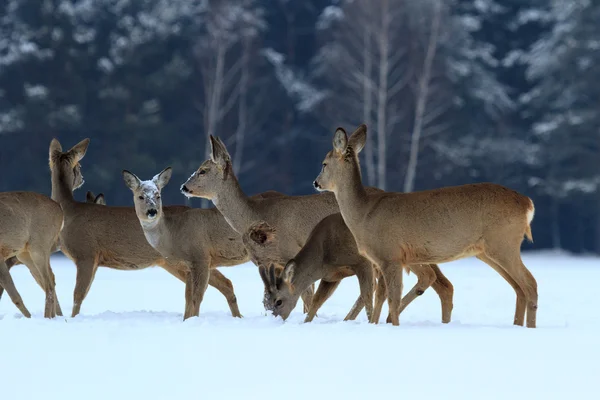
[0,252,598,399]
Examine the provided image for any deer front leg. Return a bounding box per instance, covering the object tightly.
[428,264,454,323]
[352,262,375,323]
[208,269,242,318]
[0,259,31,318]
[378,262,403,326]
[304,280,341,323]
[186,264,210,320]
[300,283,315,314]
[0,256,18,303]
[71,257,98,318]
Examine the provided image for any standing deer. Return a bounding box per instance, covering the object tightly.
[180,135,454,322]
[122,167,289,319]
[314,124,538,327]
[49,138,256,319]
[0,192,63,318]
[244,219,453,323]
[0,190,106,308]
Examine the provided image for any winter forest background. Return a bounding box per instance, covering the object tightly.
[0,0,597,253]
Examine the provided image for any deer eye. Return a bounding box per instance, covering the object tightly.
[275,299,283,307]
[199,170,206,175]
[138,196,144,200]
[156,195,161,199]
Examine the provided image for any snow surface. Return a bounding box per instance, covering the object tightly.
[1,252,598,399]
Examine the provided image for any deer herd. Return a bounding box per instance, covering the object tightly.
[0,124,539,328]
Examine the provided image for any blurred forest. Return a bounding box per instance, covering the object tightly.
[0,0,598,253]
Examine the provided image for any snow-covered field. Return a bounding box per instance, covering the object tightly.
[0,252,597,399]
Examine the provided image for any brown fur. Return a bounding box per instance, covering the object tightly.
[0,192,63,318]
[181,135,455,320]
[49,138,276,319]
[0,188,107,306]
[245,217,454,324]
[314,124,538,327]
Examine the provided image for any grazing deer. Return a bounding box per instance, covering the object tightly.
[123,167,290,319]
[0,190,106,307]
[49,138,263,319]
[314,124,538,327]
[181,136,455,322]
[244,219,454,323]
[0,192,63,318]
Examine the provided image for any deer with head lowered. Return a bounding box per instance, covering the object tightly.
[244,218,453,323]
[0,192,63,318]
[50,138,272,320]
[314,124,539,327]
[0,189,106,309]
[181,136,455,322]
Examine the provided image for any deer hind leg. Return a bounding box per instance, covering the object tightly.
[301,283,315,314]
[372,269,387,324]
[389,264,437,322]
[26,250,59,319]
[305,280,341,323]
[477,254,526,326]
[17,252,63,318]
[71,257,98,318]
[0,256,18,303]
[208,269,242,318]
[484,242,538,328]
[428,264,454,324]
[0,259,31,318]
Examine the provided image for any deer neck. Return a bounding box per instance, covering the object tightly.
[334,162,369,231]
[211,175,261,235]
[290,257,323,298]
[139,214,169,251]
[51,168,76,206]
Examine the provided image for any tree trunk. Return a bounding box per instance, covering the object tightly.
[403,1,442,193]
[551,197,562,250]
[376,0,390,190]
[233,37,250,174]
[362,3,375,187]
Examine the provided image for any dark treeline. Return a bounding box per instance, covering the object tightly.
[0,0,598,253]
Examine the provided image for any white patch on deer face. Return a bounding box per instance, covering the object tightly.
[135,180,163,223]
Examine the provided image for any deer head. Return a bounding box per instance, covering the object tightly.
[258,262,297,320]
[122,167,172,225]
[314,124,367,193]
[49,138,90,192]
[180,135,232,200]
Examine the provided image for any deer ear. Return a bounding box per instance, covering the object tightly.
[95,193,106,205]
[86,191,95,203]
[283,260,295,283]
[348,124,367,154]
[122,170,141,191]
[153,167,172,190]
[49,139,63,165]
[68,138,90,162]
[210,135,231,168]
[333,127,348,154]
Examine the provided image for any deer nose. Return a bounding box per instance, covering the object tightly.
[313,180,320,189]
[147,209,157,218]
[181,185,191,193]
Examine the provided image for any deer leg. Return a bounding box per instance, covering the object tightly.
[344,295,365,321]
[17,252,63,317]
[71,257,98,318]
[428,264,454,323]
[0,259,31,318]
[372,270,387,324]
[392,264,436,319]
[186,264,210,320]
[208,269,242,318]
[378,261,403,326]
[28,250,58,319]
[304,280,341,323]
[301,283,315,314]
[477,254,526,326]
[350,262,375,323]
[0,256,18,303]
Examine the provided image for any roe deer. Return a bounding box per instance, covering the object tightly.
[0,192,63,318]
[244,219,454,323]
[122,167,289,319]
[181,136,455,320]
[49,138,263,319]
[0,190,106,307]
[314,124,538,327]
